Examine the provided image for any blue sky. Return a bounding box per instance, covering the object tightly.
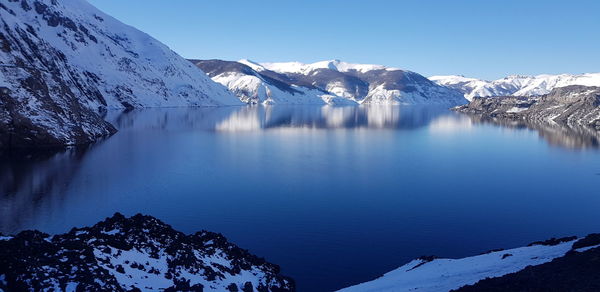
[89,0,600,80]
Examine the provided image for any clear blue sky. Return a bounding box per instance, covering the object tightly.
[89,0,599,80]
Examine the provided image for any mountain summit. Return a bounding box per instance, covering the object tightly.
[192,59,467,105]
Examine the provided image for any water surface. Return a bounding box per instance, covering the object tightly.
[1,105,600,291]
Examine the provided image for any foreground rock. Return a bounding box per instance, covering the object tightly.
[0,213,294,291]
[0,0,240,149]
[453,85,600,130]
[339,234,600,292]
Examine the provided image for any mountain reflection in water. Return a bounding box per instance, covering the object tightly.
[0,105,452,234]
[1,104,600,291]
[1,105,599,234]
[464,114,600,150]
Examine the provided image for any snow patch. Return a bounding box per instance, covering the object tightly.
[338,240,576,292]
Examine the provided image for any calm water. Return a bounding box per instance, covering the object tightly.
[1,105,600,291]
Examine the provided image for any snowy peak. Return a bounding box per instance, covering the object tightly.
[260,59,397,74]
[195,59,466,105]
[430,73,600,101]
[430,75,485,84]
[193,59,349,105]
[238,59,266,72]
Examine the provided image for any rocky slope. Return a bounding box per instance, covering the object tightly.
[0,0,241,148]
[339,234,600,292]
[193,59,467,105]
[453,85,600,130]
[0,213,294,291]
[431,73,600,101]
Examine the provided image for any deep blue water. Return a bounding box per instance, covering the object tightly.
[1,105,600,291]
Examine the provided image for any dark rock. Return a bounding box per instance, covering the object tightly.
[527,236,577,247]
[572,233,600,250]
[0,213,294,291]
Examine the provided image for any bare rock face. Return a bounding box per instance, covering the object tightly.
[0,0,240,149]
[0,213,295,292]
[453,85,600,130]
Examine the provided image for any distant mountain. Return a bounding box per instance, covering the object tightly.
[431,73,600,101]
[0,213,294,291]
[192,59,353,105]
[192,59,467,105]
[0,0,241,148]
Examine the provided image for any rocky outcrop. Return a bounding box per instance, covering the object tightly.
[0,0,240,149]
[453,85,600,130]
[0,213,294,291]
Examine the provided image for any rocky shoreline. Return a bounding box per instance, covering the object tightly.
[452,85,600,130]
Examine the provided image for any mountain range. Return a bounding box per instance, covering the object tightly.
[431,73,600,101]
[192,59,467,106]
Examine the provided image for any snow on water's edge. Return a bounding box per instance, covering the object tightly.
[338,240,576,292]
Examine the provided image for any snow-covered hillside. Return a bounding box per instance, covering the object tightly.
[194,59,467,105]
[431,73,600,101]
[0,213,294,291]
[193,59,354,105]
[339,236,600,292]
[0,0,240,148]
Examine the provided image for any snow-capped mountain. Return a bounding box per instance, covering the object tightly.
[193,59,467,105]
[431,73,600,101]
[0,213,294,291]
[192,59,354,105]
[0,0,241,148]
[339,235,600,292]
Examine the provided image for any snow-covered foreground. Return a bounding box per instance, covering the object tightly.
[430,73,600,101]
[339,239,578,292]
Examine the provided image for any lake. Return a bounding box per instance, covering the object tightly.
[1,105,600,291]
